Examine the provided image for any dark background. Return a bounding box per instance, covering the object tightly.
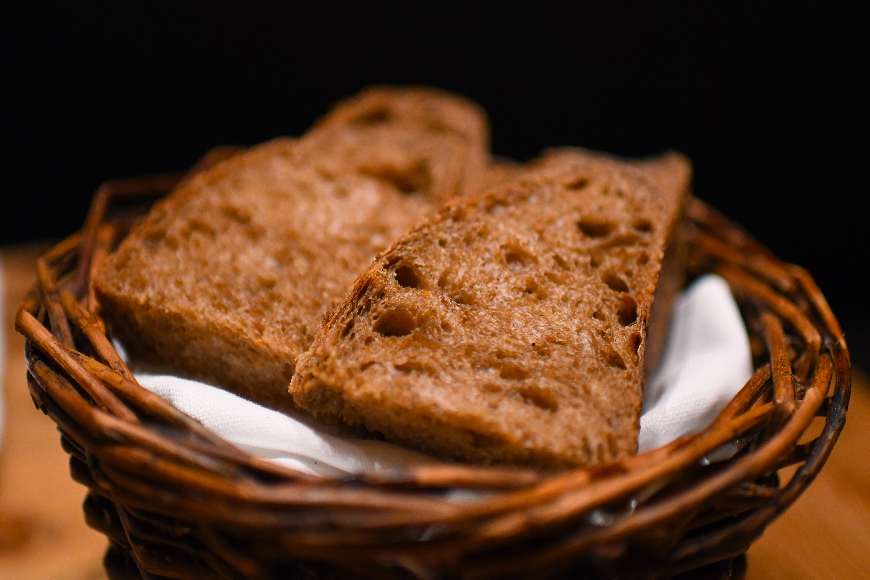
[2,3,868,369]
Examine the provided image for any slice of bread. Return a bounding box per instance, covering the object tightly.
[304,86,490,202]
[290,151,691,468]
[93,139,435,411]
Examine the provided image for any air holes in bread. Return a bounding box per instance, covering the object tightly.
[394,264,422,289]
[484,196,510,214]
[590,252,603,269]
[356,299,372,316]
[182,218,217,239]
[629,333,642,356]
[553,254,570,270]
[632,218,653,233]
[256,273,277,290]
[601,345,627,370]
[438,269,476,305]
[220,204,252,225]
[503,245,535,271]
[544,270,565,284]
[602,232,641,249]
[452,292,475,306]
[515,385,559,412]
[394,361,434,375]
[499,364,528,381]
[593,310,606,322]
[523,278,547,299]
[602,271,629,293]
[360,162,432,194]
[617,295,638,326]
[373,307,415,337]
[351,107,392,126]
[577,218,615,238]
[637,252,650,265]
[564,177,589,191]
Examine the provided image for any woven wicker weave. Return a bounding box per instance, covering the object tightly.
[17,166,850,580]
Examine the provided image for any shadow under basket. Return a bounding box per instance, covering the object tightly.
[17,167,851,580]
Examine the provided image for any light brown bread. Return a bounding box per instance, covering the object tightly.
[290,151,691,468]
[93,139,435,410]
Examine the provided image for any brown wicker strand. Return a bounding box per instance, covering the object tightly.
[75,173,184,296]
[60,288,135,379]
[17,308,137,421]
[761,311,796,428]
[716,264,821,380]
[35,255,75,347]
[87,222,118,319]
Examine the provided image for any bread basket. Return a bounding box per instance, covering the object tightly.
[17,158,851,580]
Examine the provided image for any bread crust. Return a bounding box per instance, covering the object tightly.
[291,151,691,468]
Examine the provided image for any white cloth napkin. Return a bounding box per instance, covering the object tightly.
[136,372,443,477]
[128,273,751,477]
[639,274,753,452]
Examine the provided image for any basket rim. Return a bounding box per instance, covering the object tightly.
[17,171,851,580]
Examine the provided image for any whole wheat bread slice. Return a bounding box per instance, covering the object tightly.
[290,151,691,468]
[93,139,437,410]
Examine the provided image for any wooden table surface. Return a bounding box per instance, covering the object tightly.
[2,243,868,580]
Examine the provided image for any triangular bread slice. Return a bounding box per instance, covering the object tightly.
[290,151,691,468]
[93,139,434,410]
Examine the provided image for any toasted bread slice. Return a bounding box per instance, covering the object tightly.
[304,86,490,202]
[93,139,435,411]
[290,151,691,468]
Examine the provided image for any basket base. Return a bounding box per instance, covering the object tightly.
[672,554,746,580]
[102,544,748,580]
[104,543,150,580]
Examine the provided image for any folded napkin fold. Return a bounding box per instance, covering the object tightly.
[130,273,751,477]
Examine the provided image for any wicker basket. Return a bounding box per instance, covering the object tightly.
[17,165,850,580]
